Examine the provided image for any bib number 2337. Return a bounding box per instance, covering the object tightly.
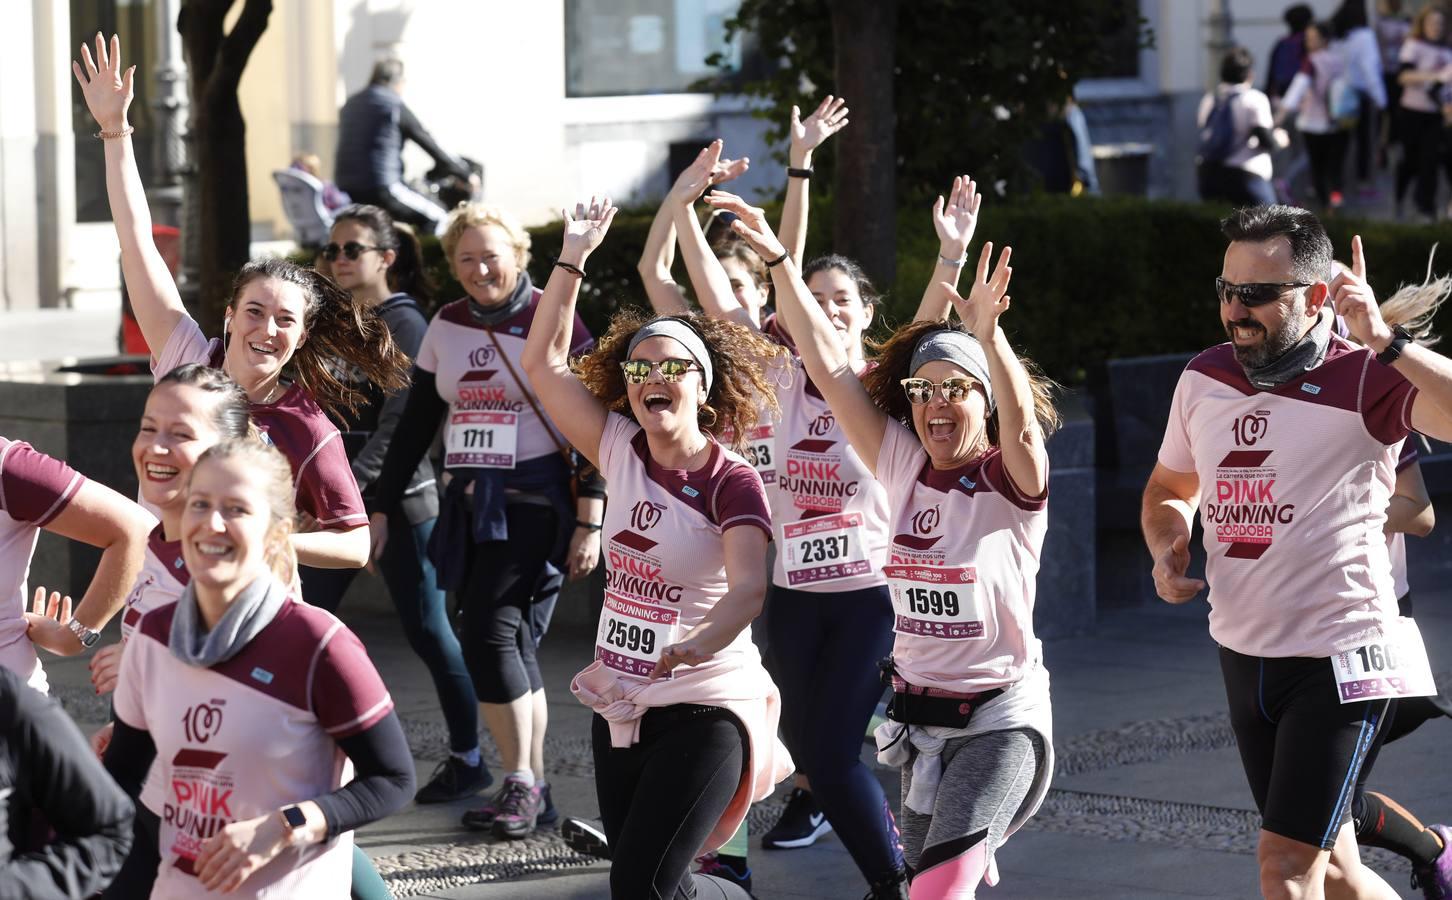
[445,410,518,469]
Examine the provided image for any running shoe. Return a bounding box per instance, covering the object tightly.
[696,852,753,894]
[761,787,832,849]
[414,755,492,804]
[1412,824,1452,900]
[461,779,557,831]
[492,776,543,840]
[561,816,611,860]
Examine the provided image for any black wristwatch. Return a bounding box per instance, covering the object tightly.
[1376,326,1414,366]
[280,805,307,843]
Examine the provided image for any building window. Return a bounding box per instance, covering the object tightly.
[565,0,743,97]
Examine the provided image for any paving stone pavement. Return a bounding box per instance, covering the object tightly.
[43,588,1450,899]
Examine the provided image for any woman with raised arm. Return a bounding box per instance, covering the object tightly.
[73,34,409,571]
[520,196,792,900]
[706,191,1058,899]
[102,439,414,899]
[669,147,984,898]
[0,437,152,692]
[370,201,606,840]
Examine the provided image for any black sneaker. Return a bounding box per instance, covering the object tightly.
[414,756,492,804]
[761,787,832,849]
[863,869,910,900]
[561,816,611,860]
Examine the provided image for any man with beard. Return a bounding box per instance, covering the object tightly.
[1141,204,1452,900]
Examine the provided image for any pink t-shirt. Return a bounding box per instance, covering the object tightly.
[115,594,393,899]
[1157,339,1416,657]
[1398,39,1452,113]
[417,291,593,467]
[573,412,790,855]
[767,357,890,591]
[0,437,84,692]
[152,319,367,529]
[875,422,1048,694]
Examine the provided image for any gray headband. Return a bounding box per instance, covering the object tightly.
[909,330,994,411]
[627,319,714,392]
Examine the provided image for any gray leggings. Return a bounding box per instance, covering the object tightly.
[901,728,1043,895]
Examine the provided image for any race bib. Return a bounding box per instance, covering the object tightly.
[596,592,680,679]
[445,408,518,469]
[780,512,871,586]
[1331,617,1437,703]
[884,564,984,640]
[742,425,776,485]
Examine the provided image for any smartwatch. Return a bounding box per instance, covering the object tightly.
[67,619,101,648]
[280,804,307,841]
[1376,326,1414,366]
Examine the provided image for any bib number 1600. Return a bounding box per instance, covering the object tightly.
[603,619,655,656]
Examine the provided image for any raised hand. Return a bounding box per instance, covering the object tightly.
[1330,235,1392,351]
[1152,534,1206,604]
[945,243,1013,341]
[701,192,788,262]
[931,175,982,261]
[668,141,747,206]
[790,96,850,164]
[72,33,135,133]
[561,195,619,260]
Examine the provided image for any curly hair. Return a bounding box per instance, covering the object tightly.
[227,258,410,419]
[574,309,790,453]
[864,320,1061,445]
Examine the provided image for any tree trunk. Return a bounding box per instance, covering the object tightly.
[831,0,897,288]
[178,0,272,335]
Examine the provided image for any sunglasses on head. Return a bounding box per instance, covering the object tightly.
[1215,277,1312,308]
[322,241,382,262]
[900,376,979,405]
[620,358,700,384]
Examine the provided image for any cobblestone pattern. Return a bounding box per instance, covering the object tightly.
[373,831,598,898]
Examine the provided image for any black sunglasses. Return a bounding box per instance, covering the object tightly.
[322,241,382,262]
[1215,277,1312,308]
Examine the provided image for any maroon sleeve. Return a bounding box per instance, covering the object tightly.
[0,441,85,527]
[1361,355,1418,445]
[711,461,772,539]
[984,451,1049,512]
[1396,440,1421,473]
[570,312,595,355]
[297,435,368,529]
[310,624,394,739]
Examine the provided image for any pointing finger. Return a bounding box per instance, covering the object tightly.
[1351,234,1365,281]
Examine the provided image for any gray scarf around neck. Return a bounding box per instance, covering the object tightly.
[1242,307,1334,390]
[467,271,534,326]
[169,575,288,668]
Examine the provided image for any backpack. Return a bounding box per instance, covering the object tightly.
[1197,92,1240,165]
[1328,72,1360,126]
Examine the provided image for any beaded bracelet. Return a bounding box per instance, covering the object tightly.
[94,126,134,140]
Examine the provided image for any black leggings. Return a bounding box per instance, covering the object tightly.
[1303,130,1349,206]
[593,705,746,900]
[1396,107,1442,215]
[766,584,902,882]
[460,503,558,703]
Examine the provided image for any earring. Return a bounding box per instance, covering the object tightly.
[698,404,718,427]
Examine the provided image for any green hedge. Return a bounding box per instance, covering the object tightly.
[308,197,1452,386]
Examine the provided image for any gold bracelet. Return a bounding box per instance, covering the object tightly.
[94,126,134,140]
